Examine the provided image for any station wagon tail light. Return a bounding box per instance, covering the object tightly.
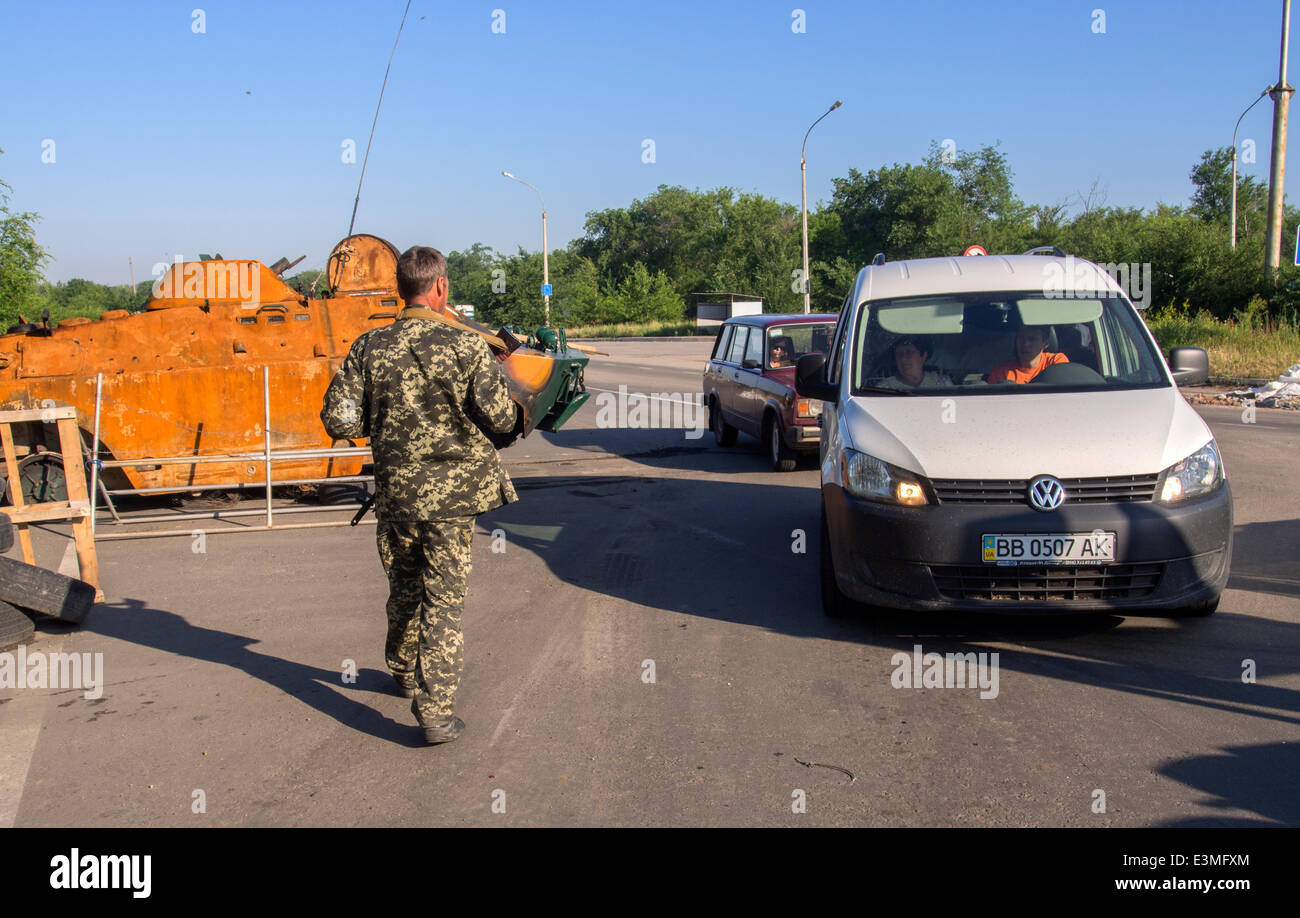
[796,398,823,418]
[1157,440,1224,503]
[841,449,930,506]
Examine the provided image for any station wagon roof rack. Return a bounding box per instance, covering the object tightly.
[1023,245,1068,257]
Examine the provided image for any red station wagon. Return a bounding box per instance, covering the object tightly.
[703,314,838,471]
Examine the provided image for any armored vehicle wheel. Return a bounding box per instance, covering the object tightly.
[316,482,370,505]
[177,490,244,510]
[0,556,96,624]
[0,601,35,650]
[17,453,68,504]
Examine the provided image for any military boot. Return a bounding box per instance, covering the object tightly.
[423,716,465,745]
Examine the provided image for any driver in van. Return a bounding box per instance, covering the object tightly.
[988,324,1069,384]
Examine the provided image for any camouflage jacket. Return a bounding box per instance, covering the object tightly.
[321,308,519,521]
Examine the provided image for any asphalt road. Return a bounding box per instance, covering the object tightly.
[2,339,1297,827]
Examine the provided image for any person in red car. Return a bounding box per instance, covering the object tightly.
[988,325,1069,384]
[769,336,794,368]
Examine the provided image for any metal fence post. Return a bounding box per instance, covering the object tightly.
[264,366,273,529]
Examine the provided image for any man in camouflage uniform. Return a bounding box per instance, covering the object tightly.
[321,246,518,745]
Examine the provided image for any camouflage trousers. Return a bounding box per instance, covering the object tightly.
[376,516,475,726]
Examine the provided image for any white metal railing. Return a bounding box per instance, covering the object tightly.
[85,368,376,540]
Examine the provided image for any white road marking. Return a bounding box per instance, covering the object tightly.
[0,634,63,827]
[489,625,571,747]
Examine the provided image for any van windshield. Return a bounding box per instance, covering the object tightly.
[850,292,1168,395]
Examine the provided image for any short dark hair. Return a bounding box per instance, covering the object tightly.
[396,246,448,301]
[893,334,930,356]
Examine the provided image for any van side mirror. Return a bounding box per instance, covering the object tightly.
[1168,346,1209,386]
[795,353,837,402]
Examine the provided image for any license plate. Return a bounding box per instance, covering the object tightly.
[982,532,1115,565]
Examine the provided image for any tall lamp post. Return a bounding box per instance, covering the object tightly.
[1232,87,1272,249]
[502,171,550,326]
[801,100,841,314]
[1265,0,1294,275]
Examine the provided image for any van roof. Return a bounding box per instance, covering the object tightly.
[858,254,1124,303]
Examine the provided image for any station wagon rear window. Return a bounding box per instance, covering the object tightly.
[766,323,835,368]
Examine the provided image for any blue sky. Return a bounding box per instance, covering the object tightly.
[1,0,1296,283]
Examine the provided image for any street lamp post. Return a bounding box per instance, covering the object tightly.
[502,171,550,326]
[801,100,841,314]
[1266,0,1295,275]
[1233,88,1271,249]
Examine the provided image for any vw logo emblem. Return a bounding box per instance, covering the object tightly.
[1027,475,1066,511]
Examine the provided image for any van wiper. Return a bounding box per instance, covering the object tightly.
[854,386,912,395]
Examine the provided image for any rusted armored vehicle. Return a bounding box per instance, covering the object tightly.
[0,234,589,503]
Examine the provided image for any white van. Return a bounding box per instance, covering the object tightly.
[796,250,1231,618]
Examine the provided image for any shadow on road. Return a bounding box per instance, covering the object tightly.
[485,471,1300,728]
[1157,742,1300,826]
[535,426,818,475]
[70,597,425,747]
[1229,518,1300,601]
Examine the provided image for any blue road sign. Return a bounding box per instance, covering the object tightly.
[541,284,553,296]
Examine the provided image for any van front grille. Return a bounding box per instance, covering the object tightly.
[931,563,1163,601]
[930,474,1160,505]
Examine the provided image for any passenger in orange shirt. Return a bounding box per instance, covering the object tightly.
[988,325,1069,384]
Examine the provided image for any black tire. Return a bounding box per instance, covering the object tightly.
[0,601,35,650]
[0,555,95,624]
[0,511,12,554]
[819,502,856,618]
[18,453,67,504]
[1169,595,1220,618]
[767,415,797,472]
[710,398,737,447]
[176,490,243,510]
[315,482,370,505]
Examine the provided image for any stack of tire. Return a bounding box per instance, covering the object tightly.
[0,512,95,650]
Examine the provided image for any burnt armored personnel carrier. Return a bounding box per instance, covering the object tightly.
[0,234,588,503]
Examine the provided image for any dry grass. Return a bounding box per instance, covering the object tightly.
[564,320,713,339]
[1145,298,1300,380]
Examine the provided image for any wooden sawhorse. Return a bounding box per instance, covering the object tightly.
[0,405,103,601]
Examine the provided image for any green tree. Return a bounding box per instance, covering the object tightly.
[0,162,50,329]
[1189,146,1268,240]
[576,185,803,311]
[476,247,601,329]
[594,262,684,323]
[284,268,330,298]
[445,243,499,311]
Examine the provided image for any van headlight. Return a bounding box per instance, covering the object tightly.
[1158,441,1224,503]
[841,449,930,506]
